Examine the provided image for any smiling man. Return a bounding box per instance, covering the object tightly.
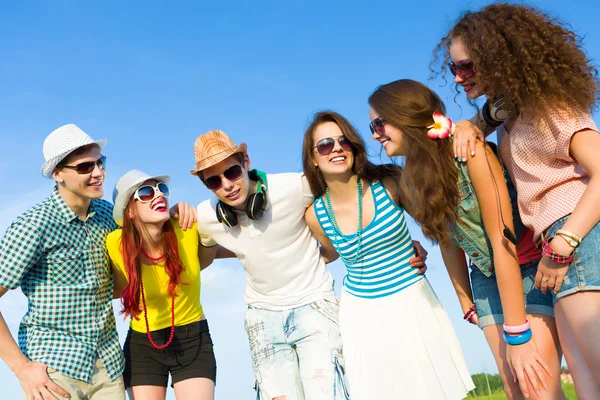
[0,124,126,400]
[190,130,349,400]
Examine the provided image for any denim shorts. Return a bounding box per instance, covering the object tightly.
[544,215,600,301]
[470,260,554,328]
[245,298,349,400]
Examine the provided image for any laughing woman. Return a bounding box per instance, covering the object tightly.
[107,170,216,400]
[302,111,474,399]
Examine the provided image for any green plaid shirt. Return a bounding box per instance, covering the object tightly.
[0,188,125,382]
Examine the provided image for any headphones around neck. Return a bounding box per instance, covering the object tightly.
[216,169,268,228]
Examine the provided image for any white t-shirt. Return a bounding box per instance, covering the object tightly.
[197,172,336,310]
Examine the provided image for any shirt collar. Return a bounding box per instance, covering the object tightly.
[51,187,97,222]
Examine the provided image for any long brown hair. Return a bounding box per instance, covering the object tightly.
[301,110,401,198]
[120,199,183,319]
[369,79,459,243]
[431,3,599,120]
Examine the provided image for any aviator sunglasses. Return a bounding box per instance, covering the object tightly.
[202,164,244,190]
[369,117,387,135]
[134,182,170,203]
[61,156,107,174]
[448,60,476,79]
[313,135,353,156]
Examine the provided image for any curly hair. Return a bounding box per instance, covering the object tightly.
[369,80,460,244]
[431,3,599,119]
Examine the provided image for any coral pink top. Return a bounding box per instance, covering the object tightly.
[498,108,598,240]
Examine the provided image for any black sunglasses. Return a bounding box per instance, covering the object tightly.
[313,135,353,156]
[202,164,244,190]
[61,156,106,174]
[369,117,386,135]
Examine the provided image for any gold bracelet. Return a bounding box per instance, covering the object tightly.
[555,229,582,248]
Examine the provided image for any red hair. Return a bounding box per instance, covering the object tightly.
[120,199,183,319]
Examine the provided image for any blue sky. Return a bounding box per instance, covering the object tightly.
[1,0,599,398]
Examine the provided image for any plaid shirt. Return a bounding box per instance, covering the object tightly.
[0,188,125,382]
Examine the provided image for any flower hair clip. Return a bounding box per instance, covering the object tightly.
[427,112,454,139]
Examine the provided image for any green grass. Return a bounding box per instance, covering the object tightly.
[468,383,577,399]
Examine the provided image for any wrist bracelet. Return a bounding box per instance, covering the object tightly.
[503,319,530,334]
[503,328,533,346]
[463,304,477,320]
[542,238,574,264]
[556,229,582,248]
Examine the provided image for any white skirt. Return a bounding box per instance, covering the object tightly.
[339,278,475,400]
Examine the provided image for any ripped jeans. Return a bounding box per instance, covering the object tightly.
[244,298,350,400]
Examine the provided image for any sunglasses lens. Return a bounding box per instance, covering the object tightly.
[339,136,352,152]
[98,156,106,170]
[450,62,474,79]
[223,165,243,181]
[75,162,95,174]
[137,186,155,202]
[316,139,335,155]
[204,176,222,190]
[72,156,106,174]
[157,183,170,197]
[449,63,458,76]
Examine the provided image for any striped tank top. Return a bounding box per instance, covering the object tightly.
[314,180,423,299]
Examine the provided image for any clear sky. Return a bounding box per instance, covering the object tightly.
[1,0,599,398]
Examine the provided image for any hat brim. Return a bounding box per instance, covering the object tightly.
[190,143,247,176]
[41,139,108,179]
[112,174,171,227]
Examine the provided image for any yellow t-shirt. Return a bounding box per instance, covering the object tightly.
[106,219,204,333]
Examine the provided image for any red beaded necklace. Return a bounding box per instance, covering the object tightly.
[140,247,165,261]
[139,247,176,350]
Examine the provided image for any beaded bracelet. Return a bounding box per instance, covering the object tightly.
[503,328,533,346]
[541,238,574,264]
[503,319,530,334]
[463,304,477,321]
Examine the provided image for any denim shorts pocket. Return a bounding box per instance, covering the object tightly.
[310,298,340,326]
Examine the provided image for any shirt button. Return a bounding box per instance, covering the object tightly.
[457,235,464,242]
[472,252,480,257]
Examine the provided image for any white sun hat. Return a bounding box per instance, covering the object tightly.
[112,169,170,227]
[41,123,108,179]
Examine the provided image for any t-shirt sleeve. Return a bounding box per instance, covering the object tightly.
[197,205,217,247]
[0,219,42,290]
[551,109,599,161]
[105,230,126,275]
[300,174,316,209]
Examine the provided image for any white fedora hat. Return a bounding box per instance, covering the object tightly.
[112,170,170,227]
[41,124,108,179]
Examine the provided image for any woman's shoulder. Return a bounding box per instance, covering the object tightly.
[170,219,198,246]
[106,228,123,251]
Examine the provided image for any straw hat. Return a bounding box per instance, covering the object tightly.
[190,130,247,176]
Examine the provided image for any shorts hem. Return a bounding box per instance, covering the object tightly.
[555,285,600,301]
[478,314,504,328]
[127,375,169,388]
[525,304,554,318]
[171,370,217,386]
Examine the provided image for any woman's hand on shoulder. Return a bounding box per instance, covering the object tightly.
[454,119,486,162]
